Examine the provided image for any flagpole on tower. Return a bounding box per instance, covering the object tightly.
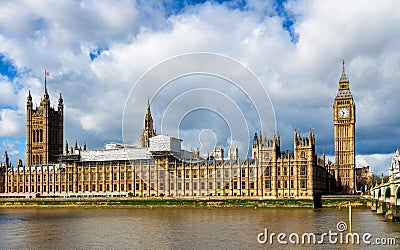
[44,69,47,93]
[44,69,49,93]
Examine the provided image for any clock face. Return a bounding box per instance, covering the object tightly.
[338,107,350,119]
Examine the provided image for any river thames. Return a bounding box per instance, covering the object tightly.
[0,207,398,249]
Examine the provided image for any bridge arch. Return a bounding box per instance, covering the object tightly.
[378,189,382,201]
[385,187,391,203]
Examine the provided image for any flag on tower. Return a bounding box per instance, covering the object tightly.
[44,70,50,93]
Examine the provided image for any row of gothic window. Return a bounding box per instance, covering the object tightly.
[32,129,43,143]
[32,155,43,164]
[32,129,59,144]
[253,151,306,159]
[265,166,307,176]
[9,179,308,194]
[264,179,307,189]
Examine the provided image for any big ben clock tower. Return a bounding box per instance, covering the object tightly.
[333,60,356,194]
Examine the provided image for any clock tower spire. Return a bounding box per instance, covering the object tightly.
[339,59,350,90]
[333,59,356,194]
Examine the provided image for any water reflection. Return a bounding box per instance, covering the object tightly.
[0,207,398,249]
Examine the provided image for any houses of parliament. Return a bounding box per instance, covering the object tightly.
[0,62,356,198]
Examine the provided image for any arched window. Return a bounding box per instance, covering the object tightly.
[300,166,306,176]
[33,130,36,143]
[301,151,305,158]
[39,155,42,164]
[40,130,43,142]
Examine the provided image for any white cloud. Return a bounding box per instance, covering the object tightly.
[0,0,398,167]
[0,109,24,137]
[356,153,394,176]
[0,77,17,106]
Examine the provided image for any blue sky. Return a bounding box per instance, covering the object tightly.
[0,0,399,175]
[0,54,17,80]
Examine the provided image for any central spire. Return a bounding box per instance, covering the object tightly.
[140,99,156,147]
[146,98,151,115]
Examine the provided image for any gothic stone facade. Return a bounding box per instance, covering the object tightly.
[0,131,328,199]
[251,130,328,198]
[26,89,63,166]
[0,63,361,198]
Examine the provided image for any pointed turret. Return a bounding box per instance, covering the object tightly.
[43,84,49,102]
[140,99,156,147]
[65,140,69,154]
[252,132,258,148]
[308,128,315,144]
[42,89,50,105]
[389,149,400,179]
[27,90,32,105]
[339,59,348,82]
[338,59,350,91]
[58,92,63,106]
[3,151,9,168]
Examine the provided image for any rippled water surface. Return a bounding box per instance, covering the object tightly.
[0,207,399,249]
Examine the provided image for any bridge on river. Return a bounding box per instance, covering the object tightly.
[369,178,400,221]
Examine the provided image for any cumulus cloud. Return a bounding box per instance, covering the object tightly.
[0,0,398,174]
[0,77,18,107]
[0,109,24,137]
